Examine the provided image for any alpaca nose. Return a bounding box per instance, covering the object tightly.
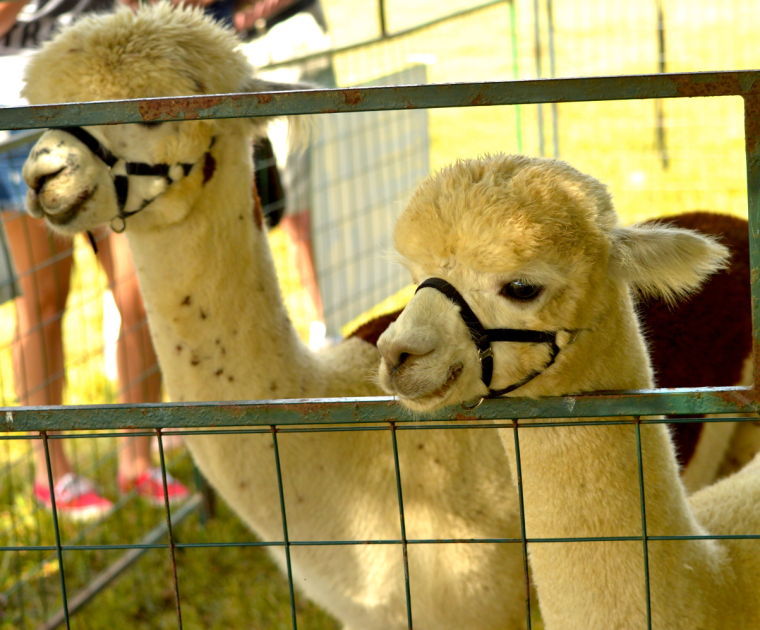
[378,328,437,371]
[22,141,70,209]
[27,166,65,197]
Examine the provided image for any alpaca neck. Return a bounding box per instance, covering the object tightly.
[504,292,726,628]
[125,133,315,403]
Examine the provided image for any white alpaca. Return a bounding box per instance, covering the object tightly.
[377,154,760,629]
[19,5,527,629]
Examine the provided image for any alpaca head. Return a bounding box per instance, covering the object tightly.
[377,155,729,411]
[21,2,295,234]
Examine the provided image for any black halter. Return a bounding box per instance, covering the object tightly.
[54,126,209,232]
[416,277,567,397]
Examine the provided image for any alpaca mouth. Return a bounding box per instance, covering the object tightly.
[46,186,96,226]
[401,362,464,405]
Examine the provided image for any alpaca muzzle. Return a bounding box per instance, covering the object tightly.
[52,126,212,232]
[416,277,569,398]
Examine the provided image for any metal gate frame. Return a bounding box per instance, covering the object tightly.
[1,70,759,629]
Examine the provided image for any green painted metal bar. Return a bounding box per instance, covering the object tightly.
[271,427,299,630]
[389,422,414,629]
[545,0,560,158]
[508,0,523,152]
[1,387,756,432]
[377,0,388,38]
[41,432,72,630]
[744,95,760,385]
[512,421,533,629]
[1,71,758,131]
[634,420,653,630]
[6,531,758,556]
[155,431,184,630]
[1,415,754,443]
[532,0,545,156]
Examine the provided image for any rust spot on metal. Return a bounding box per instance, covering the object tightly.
[256,93,273,105]
[138,95,226,122]
[470,93,492,106]
[743,95,760,154]
[291,401,329,417]
[670,74,746,99]
[714,386,760,410]
[453,412,478,422]
[751,267,760,285]
[342,90,362,106]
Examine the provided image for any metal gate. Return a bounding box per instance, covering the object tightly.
[1,46,758,630]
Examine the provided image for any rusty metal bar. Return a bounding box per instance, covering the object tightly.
[1,71,758,130]
[744,94,760,388]
[1,386,756,433]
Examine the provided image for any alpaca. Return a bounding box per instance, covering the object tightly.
[19,5,528,629]
[637,211,757,490]
[367,210,757,493]
[377,154,760,629]
[18,6,754,627]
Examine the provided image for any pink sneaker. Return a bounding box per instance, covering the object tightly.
[119,468,189,506]
[34,473,114,522]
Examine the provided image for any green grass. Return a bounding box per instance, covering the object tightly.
[1,0,757,627]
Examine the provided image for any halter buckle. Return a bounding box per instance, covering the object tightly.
[478,347,494,361]
[110,216,127,233]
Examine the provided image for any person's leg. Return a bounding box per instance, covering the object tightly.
[279,210,324,319]
[2,211,74,485]
[96,230,187,504]
[95,230,158,478]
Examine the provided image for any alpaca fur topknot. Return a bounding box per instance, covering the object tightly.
[23,3,252,104]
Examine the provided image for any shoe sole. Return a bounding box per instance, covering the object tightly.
[36,500,114,523]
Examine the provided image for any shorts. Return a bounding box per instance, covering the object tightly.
[0,131,32,303]
[0,131,32,209]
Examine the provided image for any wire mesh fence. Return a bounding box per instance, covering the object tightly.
[0,1,759,629]
[1,403,758,629]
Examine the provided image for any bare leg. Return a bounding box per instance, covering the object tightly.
[279,210,324,320]
[2,211,73,485]
[95,230,161,480]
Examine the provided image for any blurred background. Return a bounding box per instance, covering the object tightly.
[0,0,755,627]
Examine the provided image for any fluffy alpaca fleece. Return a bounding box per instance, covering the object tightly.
[20,5,528,628]
[638,211,758,491]
[378,154,760,629]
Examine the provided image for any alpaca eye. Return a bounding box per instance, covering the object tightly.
[138,121,164,129]
[500,280,543,301]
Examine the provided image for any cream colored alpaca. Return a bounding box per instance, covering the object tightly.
[378,154,760,629]
[20,5,528,629]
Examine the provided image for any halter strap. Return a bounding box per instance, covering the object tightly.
[53,126,205,232]
[61,125,118,167]
[416,277,564,397]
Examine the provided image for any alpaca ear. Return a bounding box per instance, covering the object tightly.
[240,77,314,139]
[611,223,730,304]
